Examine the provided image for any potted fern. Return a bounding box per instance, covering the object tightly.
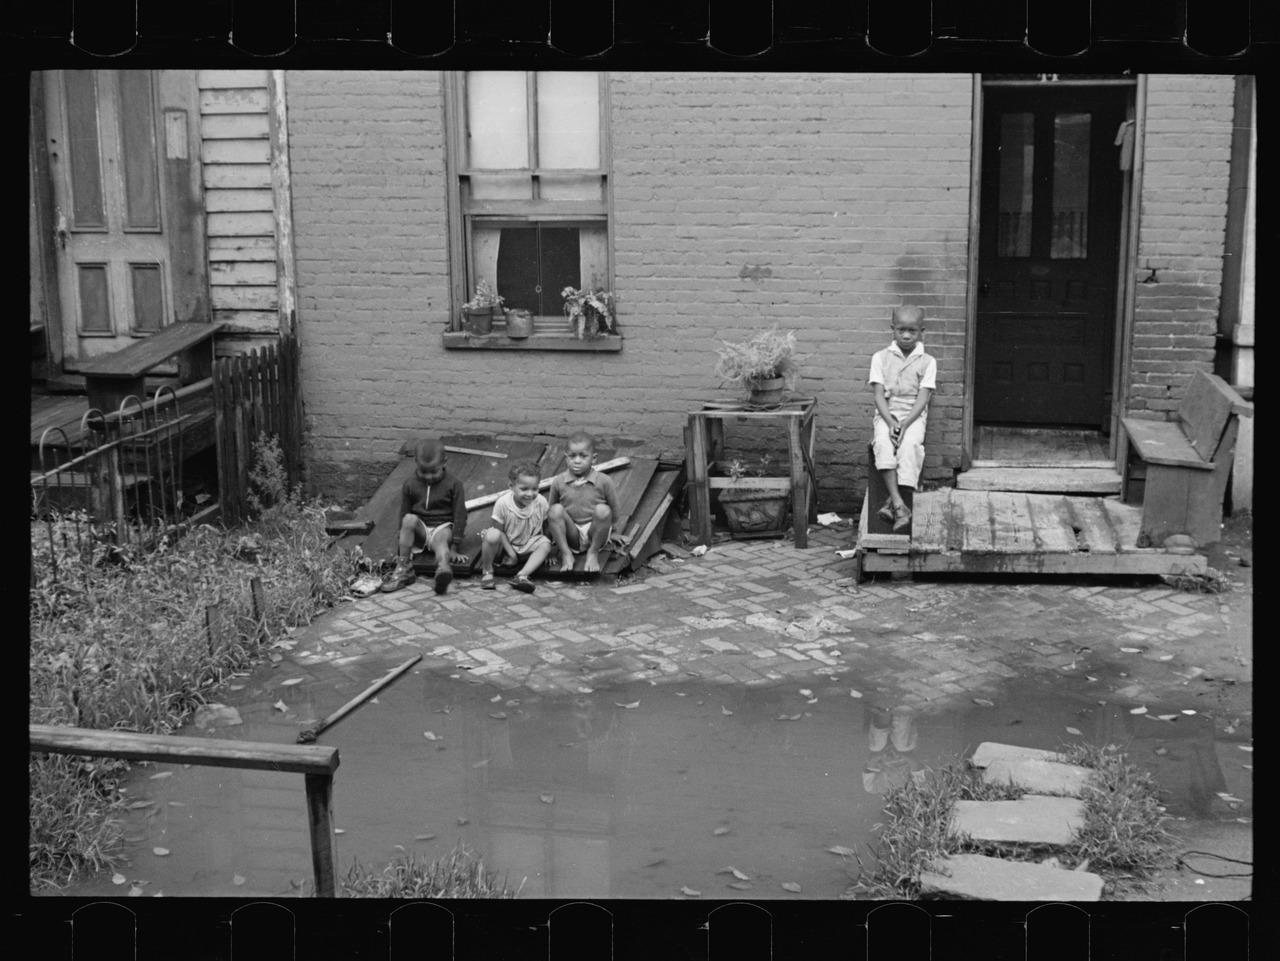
[714,326,800,407]
[561,280,618,340]
[462,279,504,336]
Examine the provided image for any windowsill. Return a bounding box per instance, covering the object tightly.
[442,329,623,352]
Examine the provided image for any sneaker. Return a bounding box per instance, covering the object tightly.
[434,562,453,595]
[480,572,496,590]
[510,574,536,594]
[876,498,895,524]
[380,561,416,593]
[892,504,912,532]
[890,706,918,752]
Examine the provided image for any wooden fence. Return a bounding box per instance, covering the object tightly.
[30,724,340,897]
[212,333,303,526]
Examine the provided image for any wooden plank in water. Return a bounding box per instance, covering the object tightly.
[910,489,952,553]
[987,491,1038,553]
[1100,498,1149,552]
[1024,495,1079,553]
[1064,498,1118,554]
[952,490,994,553]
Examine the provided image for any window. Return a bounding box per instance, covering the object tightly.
[444,72,618,350]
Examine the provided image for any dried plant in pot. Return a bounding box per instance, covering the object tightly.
[713,326,800,407]
[714,455,791,537]
[561,280,619,340]
[462,279,505,336]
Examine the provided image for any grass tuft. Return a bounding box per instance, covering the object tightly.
[341,843,521,898]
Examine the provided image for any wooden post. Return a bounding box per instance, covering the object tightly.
[250,576,267,641]
[206,601,230,657]
[233,356,250,518]
[304,772,338,897]
[788,415,808,549]
[103,444,127,536]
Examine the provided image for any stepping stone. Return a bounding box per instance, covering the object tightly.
[971,742,1065,768]
[950,796,1086,846]
[980,758,1094,797]
[919,853,1104,901]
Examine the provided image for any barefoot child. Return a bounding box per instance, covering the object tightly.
[480,463,552,593]
[547,431,621,573]
[869,306,936,532]
[382,438,470,594]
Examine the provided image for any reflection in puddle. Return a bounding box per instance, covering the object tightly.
[54,668,1243,898]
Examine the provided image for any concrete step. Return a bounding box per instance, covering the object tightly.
[919,853,1104,901]
[971,742,1065,767]
[950,796,1087,845]
[970,742,1094,797]
[956,467,1122,494]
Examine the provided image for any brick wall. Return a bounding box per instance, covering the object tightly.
[1127,75,1235,420]
[287,71,974,511]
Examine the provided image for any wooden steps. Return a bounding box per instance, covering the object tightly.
[956,467,1122,494]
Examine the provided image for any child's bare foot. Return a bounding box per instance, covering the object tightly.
[583,549,601,573]
[557,551,575,572]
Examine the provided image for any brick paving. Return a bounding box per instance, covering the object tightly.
[277,525,1247,711]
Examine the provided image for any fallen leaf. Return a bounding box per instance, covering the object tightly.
[280,678,304,686]
[490,695,502,703]
[489,712,508,720]
[153,847,170,856]
[1182,710,1197,715]
[128,886,144,897]
[781,882,802,893]
[1238,745,1253,752]
[1066,727,1083,736]
[728,881,753,890]
[675,692,688,697]
[112,873,127,885]
[423,731,438,740]
[849,689,863,698]
[578,686,594,694]
[334,828,345,835]
[616,701,641,709]
[435,706,452,714]
[1157,714,1178,721]
[721,706,734,716]
[1130,706,1148,715]
[1085,675,1098,682]
[714,826,730,836]
[1216,792,1244,803]
[273,700,289,713]
[457,817,469,826]
[233,874,246,887]
[149,771,173,780]
[680,885,701,897]
[1158,654,1174,661]
[806,698,818,704]
[973,698,995,707]
[1154,747,1169,756]
[731,867,750,881]
[415,834,436,842]
[539,795,554,804]
[827,845,858,857]
[506,699,520,707]
[799,689,813,697]
[1119,647,1142,653]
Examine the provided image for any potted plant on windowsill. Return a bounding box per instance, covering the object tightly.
[713,326,800,408]
[561,280,618,340]
[462,279,505,336]
[714,454,792,538]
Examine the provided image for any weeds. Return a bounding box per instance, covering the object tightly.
[341,843,521,898]
[30,434,363,890]
[847,743,1175,899]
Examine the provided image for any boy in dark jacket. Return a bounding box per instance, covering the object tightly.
[382,438,469,594]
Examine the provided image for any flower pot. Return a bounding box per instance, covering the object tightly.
[506,309,533,338]
[717,487,791,535]
[463,307,493,336]
[748,377,786,407]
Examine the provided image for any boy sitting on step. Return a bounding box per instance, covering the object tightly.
[382,438,469,594]
[480,462,552,593]
[869,305,936,532]
[547,431,621,573]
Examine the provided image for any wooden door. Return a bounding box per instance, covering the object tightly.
[975,87,1127,427]
[43,70,178,366]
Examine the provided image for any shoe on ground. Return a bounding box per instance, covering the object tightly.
[381,562,416,593]
[511,575,536,594]
[876,498,895,524]
[434,563,453,595]
[480,571,496,590]
[892,504,912,532]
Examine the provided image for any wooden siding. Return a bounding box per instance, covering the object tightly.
[198,70,280,338]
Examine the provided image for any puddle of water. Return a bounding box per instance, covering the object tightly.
[51,667,1248,899]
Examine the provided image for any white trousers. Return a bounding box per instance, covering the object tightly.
[872,415,926,489]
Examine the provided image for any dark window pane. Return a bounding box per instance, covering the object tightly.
[997,112,1034,258]
[78,264,111,332]
[1051,113,1090,259]
[130,264,164,331]
[495,226,581,316]
[65,70,105,228]
[118,71,161,229]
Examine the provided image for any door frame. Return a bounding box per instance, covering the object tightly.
[961,75,1146,470]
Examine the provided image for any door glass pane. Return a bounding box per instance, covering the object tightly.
[1051,112,1091,259]
[117,71,161,229]
[536,72,599,169]
[77,264,111,332]
[467,72,529,170]
[997,112,1034,258]
[64,70,106,228]
[130,264,165,332]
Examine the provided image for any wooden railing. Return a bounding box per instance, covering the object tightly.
[29,724,340,897]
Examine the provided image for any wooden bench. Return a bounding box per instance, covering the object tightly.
[1121,370,1251,548]
[79,321,223,413]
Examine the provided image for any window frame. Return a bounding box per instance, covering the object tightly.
[442,71,619,351]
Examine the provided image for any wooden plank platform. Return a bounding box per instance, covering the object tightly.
[858,489,1207,578]
[956,467,1123,494]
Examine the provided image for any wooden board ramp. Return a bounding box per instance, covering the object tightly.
[857,489,1207,579]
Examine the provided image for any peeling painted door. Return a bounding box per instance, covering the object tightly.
[42,70,204,368]
[975,87,1127,427]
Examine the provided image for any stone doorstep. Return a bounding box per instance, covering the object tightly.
[950,796,1087,846]
[980,758,1094,798]
[971,742,1065,768]
[919,854,1104,901]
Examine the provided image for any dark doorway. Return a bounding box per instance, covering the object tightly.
[975,86,1128,428]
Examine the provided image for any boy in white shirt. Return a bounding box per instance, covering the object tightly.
[480,463,552,593]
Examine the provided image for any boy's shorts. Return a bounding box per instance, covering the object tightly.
[872,417,926,489]
[509,532,551,557]
[569,520,611,553]
[408,518,453,555]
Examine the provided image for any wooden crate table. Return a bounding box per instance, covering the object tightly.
[78,321,223,413]
[685,398,817,548]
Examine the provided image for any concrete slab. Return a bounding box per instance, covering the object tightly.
[980,758,1094,797]
[971,742,1067,768]
[919,853,1104,901]
[950,796,1086,845]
